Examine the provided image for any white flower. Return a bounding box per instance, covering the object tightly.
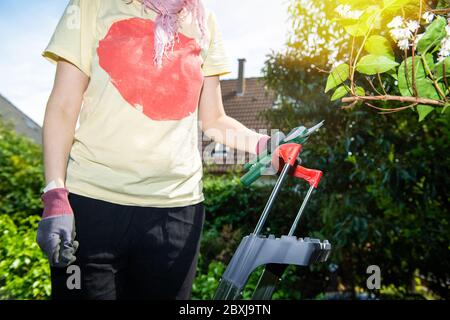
[335,4,363,19]
[348,10,363,20]
[406,20,420,33]
[438,37,450,62]
[387,16,404,29]
[413,33,424,48]
[398,38,410,50]
[390,28,412,41]
[446,25,450,37]
[438,54,448,62]
[387,16,421,50]
[389,29,401,41]
[422,12,435,24]
[443,38,450,51]
[442,38,450,51]
[336,4,351,17]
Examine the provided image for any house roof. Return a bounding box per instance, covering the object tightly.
[219,77,275,131]
[202,77,276,173]
[0,94,42,144]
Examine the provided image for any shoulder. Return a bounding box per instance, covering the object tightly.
[203,7,219,33]
[78,0,101,25]
[78,0,101,12]
[204,7,216,24]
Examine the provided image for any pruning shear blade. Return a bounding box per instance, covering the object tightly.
[284,120,324,142]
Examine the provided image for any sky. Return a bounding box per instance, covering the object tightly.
[0,0,291,126]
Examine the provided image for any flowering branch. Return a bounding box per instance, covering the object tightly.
[326,1,450,121]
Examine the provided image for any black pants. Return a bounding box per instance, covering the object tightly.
[51,193,205,300]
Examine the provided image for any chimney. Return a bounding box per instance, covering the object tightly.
[236,58,246,96]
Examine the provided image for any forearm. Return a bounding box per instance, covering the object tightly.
[42,60,88,189]
[202,114,268,154]
[199,76,269,154]
[42,99,79,188]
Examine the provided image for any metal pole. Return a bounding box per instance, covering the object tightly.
[254,163,291,235]
[252,184,317,300]
[288,184,315,236]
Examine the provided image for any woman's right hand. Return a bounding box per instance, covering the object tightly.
[36,187,78,268]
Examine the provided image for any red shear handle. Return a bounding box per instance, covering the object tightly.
[293,166,323,188]
[272,143,322,188]
[272,143,302,168]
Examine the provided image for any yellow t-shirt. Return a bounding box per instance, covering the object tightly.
[43,0,232,207]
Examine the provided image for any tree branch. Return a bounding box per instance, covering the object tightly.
[443,62,449,91]
[420,55,448,101]
[377,73,388,96]
[364,102,418,114]
[342,95,445,106]
[429,8,450,14]
[341,100,358,110]
[365,76,383,96]
[410,0,423,98]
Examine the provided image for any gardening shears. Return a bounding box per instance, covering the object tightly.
[214,121,330,300]
[241,120,325,186]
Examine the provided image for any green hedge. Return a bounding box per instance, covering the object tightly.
[0,119,44,221]
[0,116,447,300]
[0,214,50,299]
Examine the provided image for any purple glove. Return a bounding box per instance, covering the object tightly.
[36,188,78,267]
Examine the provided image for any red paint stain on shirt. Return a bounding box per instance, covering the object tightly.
[97,18,204,121]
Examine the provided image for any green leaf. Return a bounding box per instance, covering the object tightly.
[345,23,369,37]
[337,0,369,8]
[443,102,450,114]
[345,154,357,165]
[330,84,364,101]
[386,68,398,80]
[419,80,445,100]
[325,63,350,93]
[364,35,395,60]
[331,85,351,101]
[397,54,437,98]
[355,86,366,96]
[343,6,382,36]
[356,54,399,75]
[388,145,394,163]
[434,57,450,81]
[400,77,443,100]
[383,0,415,8]
[417,16,447,54]
[417,105,434,122]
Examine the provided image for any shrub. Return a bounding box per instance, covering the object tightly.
[0,118,44,221]
[0,214,50,300]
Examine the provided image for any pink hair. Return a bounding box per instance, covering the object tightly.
[142,0,207,67]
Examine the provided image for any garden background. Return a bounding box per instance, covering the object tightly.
[0,0,449,300]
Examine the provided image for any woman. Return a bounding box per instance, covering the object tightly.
[37,0,273,300]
